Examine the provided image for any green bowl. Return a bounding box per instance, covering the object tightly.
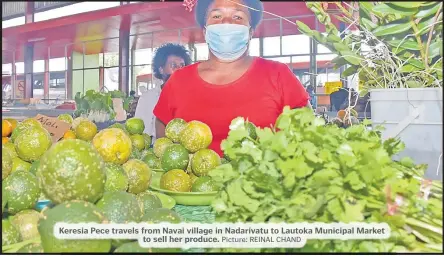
[145,191,176,209]
[149,171,218,206]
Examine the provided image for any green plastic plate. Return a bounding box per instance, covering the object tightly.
[147,191,176,209]
[149,171,218,206]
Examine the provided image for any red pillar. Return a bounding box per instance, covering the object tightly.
[66,56,73,99]
[118,15,130,95]
[44,58,49,99]
[99,67,104,91]
[24,2,34,99]
[118,1,131,94]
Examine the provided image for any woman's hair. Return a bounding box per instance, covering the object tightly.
[152,43,192,80]
[195,0,264,29]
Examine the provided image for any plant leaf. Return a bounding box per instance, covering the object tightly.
[373,3,418,16]
[386,39,420,51]
[406,80,424,88]
[407,58,425,69]
[339,51,362,65]
[360,17,378,30]
[373,21,413,36]
[333,14,352,24]
[415,2,442,19]
[417,15,439,35]
[428,41,442,60]
[333,42,350,52]
[388,2,426,8]
[400,64,422,72]
[312,31,328,44]
[341,65,359,78]
[296,21,314,36]
[359,2,376,20]
[331,56,349,69]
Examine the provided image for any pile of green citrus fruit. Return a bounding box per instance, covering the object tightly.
[1,116,181,253]
[152,118,221,193]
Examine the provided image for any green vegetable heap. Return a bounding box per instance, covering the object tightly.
[74,90,131,121]
[209,107,442,253]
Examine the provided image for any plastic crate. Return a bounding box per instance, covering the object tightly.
[325,81,343,95]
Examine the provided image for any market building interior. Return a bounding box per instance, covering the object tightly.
[2,1,365,113]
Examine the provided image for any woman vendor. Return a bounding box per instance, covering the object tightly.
[135,43,192,139]
[154,0,311,156]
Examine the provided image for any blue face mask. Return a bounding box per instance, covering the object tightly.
[205,24,250,62]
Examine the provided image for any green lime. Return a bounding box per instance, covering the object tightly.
[191,176,219,192]
[161,144,189,172]
[125,118,145,135]
[165,118,187,143]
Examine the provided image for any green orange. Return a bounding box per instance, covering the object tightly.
[125,118,145,135]
[3,171,41,214]
[38,200,111,252]
[2,145,13,180]
[160,169,192,192]
[11,157,32,173]
[165,118,187,143]
[57,114,74,124]
[142,153,162,171]
[161,144,189,172]
[179,121,212,153]
[104,163,129,192]
[10,119,42,142]
[191,176,219,192]
[191,149,221,177]
[142,133,152,149]
[75,120,98,141]
[37,139,106,204]
[122,159,152,194]
[130,134,146,151]
[92,128,132,165]
[153,137,173,158]
[14,126,52,162]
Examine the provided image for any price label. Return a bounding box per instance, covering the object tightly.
[34,114,72,143]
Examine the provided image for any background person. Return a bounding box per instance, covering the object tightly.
[135,43,192,140]
[154,0,311,156]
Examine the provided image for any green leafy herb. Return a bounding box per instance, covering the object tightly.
[209,107,443,253]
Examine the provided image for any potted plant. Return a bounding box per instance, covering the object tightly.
[296,2,442,179]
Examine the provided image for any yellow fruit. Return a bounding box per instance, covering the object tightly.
[57,114,73,124]
[130,134,145,151]
[71,117,89,130]
[14,127,52,162]
[153,138,173,158]
[4,119,18,131]
[10,119,42,142]
[2,137,9,144]
[2,120,13,137]
[63,130,76,140]
[179,121,212,153]
[21,118,42,127]
[3,142,17,158]
[122,159,152,194]
[191,149,221,177]
[165,118,187,143]
[92,128,132,165]
[11,157,32,173]
[75,121,97,141]
[160,169,192,192]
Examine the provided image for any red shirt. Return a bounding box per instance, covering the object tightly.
[153,57,309,156]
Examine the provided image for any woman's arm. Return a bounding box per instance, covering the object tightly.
[155,118,166,138]
[277,63,310,109]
